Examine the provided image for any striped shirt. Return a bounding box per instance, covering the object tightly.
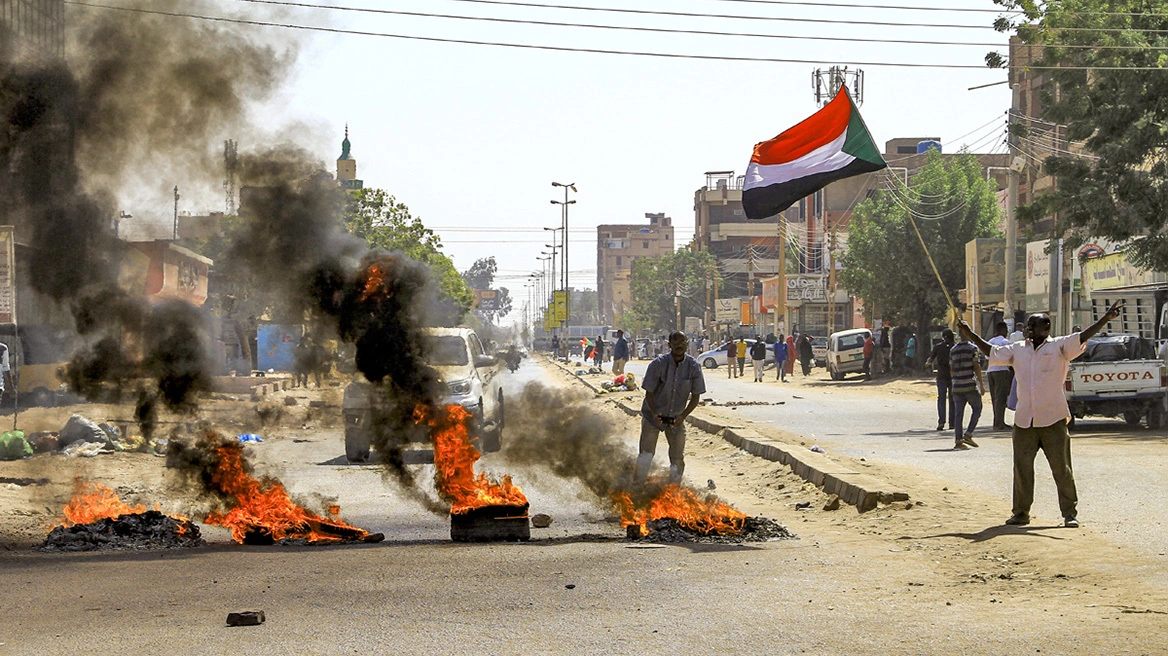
[950,341,980,393]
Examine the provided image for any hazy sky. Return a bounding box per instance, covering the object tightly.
[123,1,1016,298]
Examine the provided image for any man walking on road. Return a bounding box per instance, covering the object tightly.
[986,321,1014,430]
[949,333,985,450]
[773,335,788,382]
[926,329,956,431]
[750,338,768,382]
[958,300,1124,528]
[725,339,737,378]
[636,331,706,484]
[612,330,629,375]
[736,337,748,377]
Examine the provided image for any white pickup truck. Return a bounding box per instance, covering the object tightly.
[1065,334,1168,429]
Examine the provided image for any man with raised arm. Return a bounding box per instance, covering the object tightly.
[957,300,1123,528]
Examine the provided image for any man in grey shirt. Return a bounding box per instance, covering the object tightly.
[636,331,706,484]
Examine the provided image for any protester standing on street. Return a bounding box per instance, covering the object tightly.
[736,337,748,377]
[796,333,814,376]
[612,330,629,375]
[926,329,956,431]
[725,339,737,378]
[636,331,706,484]
[986,321,1014,430]
[958,300,1123,528]
[773,334,788,382]
[750,337,767,382]
[862,333,875,380]
[949,333,985,449]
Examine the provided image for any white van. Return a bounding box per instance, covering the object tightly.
[827,328,871,380]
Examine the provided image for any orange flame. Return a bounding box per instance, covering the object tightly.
[361,263,387,301]
[614,483,746,536]
[56,480,148,528]
[203,441,369,544]
[415,404,527,514]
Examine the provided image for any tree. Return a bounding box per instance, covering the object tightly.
[990,0,1168,269]
[344,188,474,325]
[626,247,718,335]
[840,151,1001,358]
[460,256,512,324]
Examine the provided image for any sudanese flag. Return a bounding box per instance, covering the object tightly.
[742,88,886,220]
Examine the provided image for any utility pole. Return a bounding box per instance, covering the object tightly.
[172,185,180,240]
[1005,83,1021,332]
[775,219,786,336]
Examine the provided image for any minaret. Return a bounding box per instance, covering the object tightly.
[336,124,362,190]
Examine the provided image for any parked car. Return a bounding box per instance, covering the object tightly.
[810,336,828,368]
[697,339,775,369]
[826,328,872,380]
[343,327,505,463]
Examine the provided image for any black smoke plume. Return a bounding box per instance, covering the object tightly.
[0,3,295,433]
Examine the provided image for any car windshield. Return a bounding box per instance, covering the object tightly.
[425,335,469,366]
[836,334,867,351]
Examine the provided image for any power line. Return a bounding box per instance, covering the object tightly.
[65,2,1168,69]
[262,0,1000,30]
[228,0,1016,48]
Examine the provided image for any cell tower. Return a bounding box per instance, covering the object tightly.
[812,66,864,107]
[223,139,239,215]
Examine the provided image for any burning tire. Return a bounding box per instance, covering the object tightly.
[345,426,371,463]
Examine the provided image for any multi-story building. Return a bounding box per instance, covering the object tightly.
[596,213,674,325]
[695,142,1011,336]
[0,0,64,62]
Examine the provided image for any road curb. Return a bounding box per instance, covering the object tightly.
[545,355,908,511]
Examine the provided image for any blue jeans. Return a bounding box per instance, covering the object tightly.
[936,377,954,427]
[953,389,983,443]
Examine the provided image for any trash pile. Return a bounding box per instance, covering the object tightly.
[19,414,169,458]
[42,510,204,552]
[599,373,637,393]
[632,516,794,544]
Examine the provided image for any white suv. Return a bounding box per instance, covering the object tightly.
[343,327,505,463]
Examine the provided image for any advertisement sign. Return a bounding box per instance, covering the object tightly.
[0,227,14,324]
[965,238,1025,305]
[714,298,740,323]
[1082,251,1168,294]
[475,289,499,312]
[1025,239,1061,311]
[761,276,782,312]
[553,290,568,321]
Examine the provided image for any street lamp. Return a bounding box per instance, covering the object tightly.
[551,182,577,335]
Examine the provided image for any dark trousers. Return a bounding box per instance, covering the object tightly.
[935,377,954,427]
[952,389,982,443]
[988,370,1014,428]
[1012,420,1078,519]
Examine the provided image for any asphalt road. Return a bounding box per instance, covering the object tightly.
[2,357,1165,655]
[624,357,1168,560]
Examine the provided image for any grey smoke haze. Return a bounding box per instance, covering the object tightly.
[0,1,300,429]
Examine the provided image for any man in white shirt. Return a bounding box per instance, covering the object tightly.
[958,300,1123,528]
[986,321,1014,431]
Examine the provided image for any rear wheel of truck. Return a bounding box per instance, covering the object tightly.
[345,428,371,463]
[1124,411,1143,427]
[1146,406,1165,430]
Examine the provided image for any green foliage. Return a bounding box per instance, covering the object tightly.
[626,247,718,334]
[344,188,473,325]
[991,0,1168,269]
[840,151,1002,327]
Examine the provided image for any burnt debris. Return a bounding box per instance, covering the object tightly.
[41,510,204,552]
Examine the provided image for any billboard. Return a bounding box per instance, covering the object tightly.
[714,298,740,323]
[0,227,13,324]
[965,238,1026,306]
